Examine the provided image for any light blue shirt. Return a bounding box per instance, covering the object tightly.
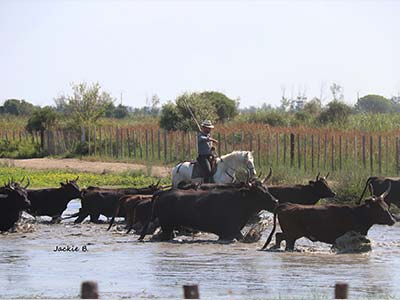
[198,132,213,155]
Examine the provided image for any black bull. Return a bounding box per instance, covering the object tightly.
[358,176,400,208]
[73,184,161,223]
[268,173,336,205]
[262,184,395,251]
[0,183,31,232]
[139,182,278,241]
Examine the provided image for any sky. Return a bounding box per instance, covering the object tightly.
[0,0,399,108]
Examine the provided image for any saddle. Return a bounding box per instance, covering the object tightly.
[186,156,217,179]
[191,156,217,179]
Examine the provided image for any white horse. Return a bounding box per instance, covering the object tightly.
[171,151,257,187]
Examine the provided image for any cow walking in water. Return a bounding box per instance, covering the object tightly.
[262,183,395,251]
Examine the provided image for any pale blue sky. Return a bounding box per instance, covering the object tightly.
[1,0,399,108]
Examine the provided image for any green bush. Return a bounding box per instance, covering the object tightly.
[0,140,42,159]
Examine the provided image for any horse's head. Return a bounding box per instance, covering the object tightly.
[243,151,256,178]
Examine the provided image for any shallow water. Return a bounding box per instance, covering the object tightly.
[1,199,400,299]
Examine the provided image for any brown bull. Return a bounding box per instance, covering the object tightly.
[107,194,152,231]
[262,183,395,251]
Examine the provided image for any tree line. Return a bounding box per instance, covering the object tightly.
[1,81,400,135]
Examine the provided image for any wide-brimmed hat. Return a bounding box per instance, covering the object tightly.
[201,120,214,129]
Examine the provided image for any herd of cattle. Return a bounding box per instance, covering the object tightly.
[0,171,398,250]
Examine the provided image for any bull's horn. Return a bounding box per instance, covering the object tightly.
[245,169,250,185]
[380,182,391,199]
[266,167,272,181]
[155,179,161,187]
[257,171,262,179]
[325,172,330,179]
[368,183,374,196]
[24,177,30,189]
[75,176,79,182]
[316,172,320,181]
[20,176,25,184]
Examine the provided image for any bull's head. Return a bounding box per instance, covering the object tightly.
[242,179,278,213]
[309,172,336,198]
[365,182,396,226]
[0,182,30,209]
[60,177,81,198]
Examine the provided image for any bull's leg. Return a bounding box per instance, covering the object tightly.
[160,226,174,241]
[51,215,62,224]
[285,239,296,251]
[271,232,284,249]
[74,213,89,224]
[90,213,101,223]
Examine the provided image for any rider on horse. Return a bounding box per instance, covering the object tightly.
[197,120,218,183]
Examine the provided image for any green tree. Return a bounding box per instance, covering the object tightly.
[159,102,181,131]
[159,92,220,131]
[318,100,353,125]
[200,91,238,122]
[1,99,36,116]
[355,94,392,113]
[26,106,58,149]
[303,97,322,116]
[55,82,114,126]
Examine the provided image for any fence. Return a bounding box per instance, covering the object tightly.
[2,125,400,176]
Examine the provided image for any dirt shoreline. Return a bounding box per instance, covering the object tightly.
[0,157,171,178]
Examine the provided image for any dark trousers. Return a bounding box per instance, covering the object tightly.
[197,155,213,183]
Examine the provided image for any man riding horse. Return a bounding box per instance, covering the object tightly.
[197,120,219,183]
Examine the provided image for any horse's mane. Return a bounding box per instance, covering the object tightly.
[220,151,253,162]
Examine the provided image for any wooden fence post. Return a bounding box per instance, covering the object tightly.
[331,135,335,172]
[127,129,131,158]
[378,135,382,175]
[303,134,307,171]
[257,133,261,168]
[224,133,227,155]
[276,132,279,167]
[217,132,221,156]
[370,136,373,174]
[93,126,97,156]
[240,131,244,151]
[297,134,301,169]
[145,129,149,161]
[183,285,199,299]
[396,137,399,176]
[133,130,136,158]
[324,134,327,171]
[334,282,348,299]
[317,134,320,171]
[151,129,154,160]
[362,135,366,169]
[267,133,271,166]
[182,131,185,161]
[311,134,314,171]
[339,135,342,172]
[81,281,99,299]
[164,130,167,163]
[158,130,161,161]
[290,133,295,168]
[283,133,287,166]
[188,132,192,159]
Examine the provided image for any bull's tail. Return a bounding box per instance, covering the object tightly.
[138,192,161,241]
[126,199,143,234]
[261,208,278,250]
[357,177,373,205]
[107,195,127,231]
